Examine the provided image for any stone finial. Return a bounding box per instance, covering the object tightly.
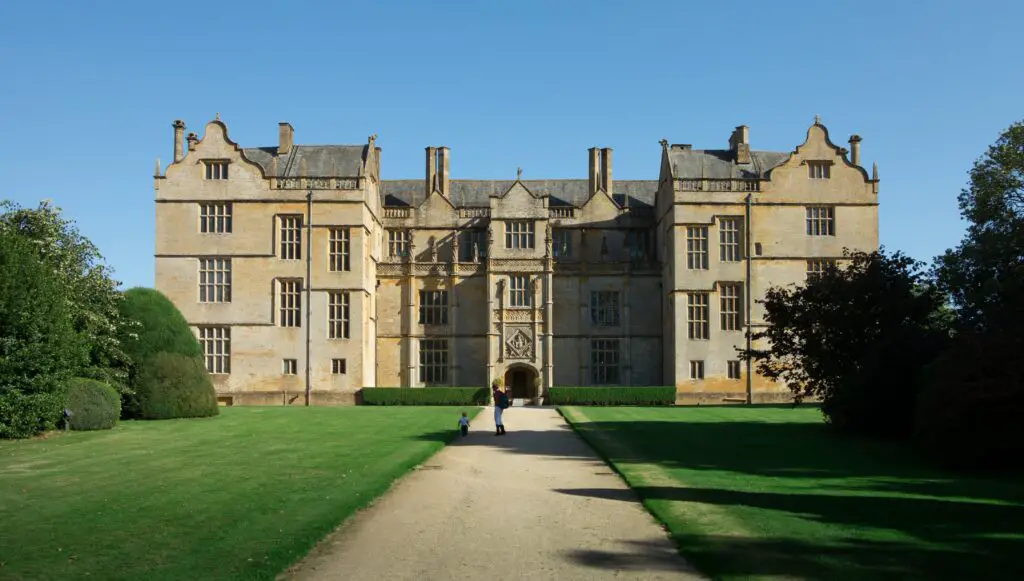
[814,114,822,125]
[872,162,879,181]
[517,167,523,180]
[186,132,198,151]
[154,158,161,177]
[659,139,669,149]
[215,112,221,121]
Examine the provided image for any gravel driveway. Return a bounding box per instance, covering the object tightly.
[281,407,704,581]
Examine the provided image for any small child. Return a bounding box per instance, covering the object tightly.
[458,412,470,437]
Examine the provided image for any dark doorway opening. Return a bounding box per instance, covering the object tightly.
[504,366,538,404]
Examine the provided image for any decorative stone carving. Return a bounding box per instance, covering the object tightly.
[505,310,532,322]
[308,177,332,189]
[429,237,438,262]
[505,327,533,359]
[451,234,460,264]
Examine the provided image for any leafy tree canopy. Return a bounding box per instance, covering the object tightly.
[744,248,952,437]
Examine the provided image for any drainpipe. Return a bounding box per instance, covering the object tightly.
[305,188,313,407]
[744,193,753,405]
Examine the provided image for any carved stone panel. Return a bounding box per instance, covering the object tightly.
[504,326,534,359]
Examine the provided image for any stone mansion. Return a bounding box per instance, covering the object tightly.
[153,116,879,405]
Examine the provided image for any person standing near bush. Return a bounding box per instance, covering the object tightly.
[492,383,508,435]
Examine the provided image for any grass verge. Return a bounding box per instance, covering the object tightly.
[0,406,479,581]
[560,405,1024,581]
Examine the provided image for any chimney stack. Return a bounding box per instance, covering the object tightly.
[187,132,198,151]
[425,146,438,197]
[279,123,294,156]
[173,120,185,162]
[729,125,751,164]
[437,146,450,197]
[849,134,862,167]
[588,147,600,195]
[600,148,613,195]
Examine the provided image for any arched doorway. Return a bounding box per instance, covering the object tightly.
[503,364,539,405]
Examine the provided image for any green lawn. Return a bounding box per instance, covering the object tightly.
[0,406,477,581]
[561,406,1024,581]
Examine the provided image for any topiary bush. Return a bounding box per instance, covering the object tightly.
[548,387,676,406]
[914,331,1024,473]
[361,387,490,406]
[66,378,121,431]
[135,352,218,420]
[118,287,204,417]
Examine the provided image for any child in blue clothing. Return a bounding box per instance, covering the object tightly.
[458,412,471,437]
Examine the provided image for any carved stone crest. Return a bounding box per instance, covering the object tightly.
[505,327,533,359]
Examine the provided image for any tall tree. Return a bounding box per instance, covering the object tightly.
[0,200,135,393]
[0,228,89,438]
[935,120,1024,332]
[744,249,951,438]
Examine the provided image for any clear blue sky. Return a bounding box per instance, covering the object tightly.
[1,0,1020,289]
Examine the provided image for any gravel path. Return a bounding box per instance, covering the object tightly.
[281,407,704,581]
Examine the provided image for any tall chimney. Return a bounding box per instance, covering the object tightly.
[849,134,862,167]
[588,147,600,195]
[173,120,185,162]
[730,125,751,164]
[425,146,438,197]
[438,146,450,197]
[600,148,613,195]
[279,122,294,156]
[187,132,198,151]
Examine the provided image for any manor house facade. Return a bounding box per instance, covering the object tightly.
[153,116,879,405]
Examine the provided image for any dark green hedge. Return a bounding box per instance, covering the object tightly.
[0,391,65,439]
[361,387,490,406]
[548,386,676,406]
[135,352,219,420]
[66,378,121,431]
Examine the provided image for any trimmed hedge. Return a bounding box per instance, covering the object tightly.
[66,378,121,431]
[0,391,65,439]
[135,352,219,420]
[547,386,676,406]
[361,387,490,406]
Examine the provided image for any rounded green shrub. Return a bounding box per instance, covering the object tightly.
[915,331,1024,473]
[117,287,203,417]
[66,378,121,431]
[135,352,218,420]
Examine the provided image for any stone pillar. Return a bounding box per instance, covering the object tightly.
[405,239,417,386]
[449,269,459,387]
[544,259,554,395]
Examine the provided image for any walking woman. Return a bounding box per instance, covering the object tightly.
[492,383,508,435]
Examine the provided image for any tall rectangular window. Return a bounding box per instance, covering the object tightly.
[719,218,741,262]
[328,292,350,339]
[509,275,531,307]
[686,226,709,270]
[329,228,351,272]
[808,161,831,179]
[419,290,449,325]
[728,360,742,380]
[419,339,449,385]
[199,203,232,233]
[553,229,573,260]
[459,230,488,261]
[279,215,303,259]
[590,291,621,327]
[198,258,231,303]
[806,258,838,281]
[388,229,409,258]
[626,230,650,262]
[720,283,742,331]
[687,292,709,340]
[278,279,302,327]
[689,360,705,380]
[805,206,835,236]
[590,339,621,385]
[199,326,230,374]
[505,221,535,249]
[204,160,228,180]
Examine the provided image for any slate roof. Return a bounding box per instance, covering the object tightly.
[242,145,366,177]
[381,179,658,209]
[667,148,790,180]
